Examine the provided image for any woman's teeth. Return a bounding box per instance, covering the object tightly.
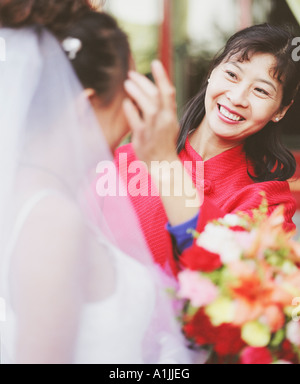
[219,106,243,122]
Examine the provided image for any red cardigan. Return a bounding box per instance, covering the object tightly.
[115,139,296,275]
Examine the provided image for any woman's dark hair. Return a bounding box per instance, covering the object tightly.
[0,0,97,34]
[0,1,130,105]
[178,24,300,182]
[60,12,131,105]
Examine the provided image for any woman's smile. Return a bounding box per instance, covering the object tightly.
[202,53,287,144]
[217,104,246,124]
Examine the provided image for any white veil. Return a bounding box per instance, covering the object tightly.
[0,26,190,364]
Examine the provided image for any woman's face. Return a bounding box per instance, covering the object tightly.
[203,53,290,145]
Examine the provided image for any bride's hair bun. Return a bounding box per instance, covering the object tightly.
[0,0,98,33]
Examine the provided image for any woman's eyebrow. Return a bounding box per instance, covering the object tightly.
[228,62,244,72]
[256,79,277,92]
[228,62,277,92]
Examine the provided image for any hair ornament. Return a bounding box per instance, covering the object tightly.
[62,37,82,60]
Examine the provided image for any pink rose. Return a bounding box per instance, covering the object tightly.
[240,347,273,365]
[178,271,218,308]
[263,305,285,333]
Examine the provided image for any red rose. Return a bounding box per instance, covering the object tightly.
[230,226,247,232]
[214,324,245,357]
[276,341,299,364]
[180,246,222,272]
[183,309,216,346]
[240,347,273,365]
[184,309,244,358]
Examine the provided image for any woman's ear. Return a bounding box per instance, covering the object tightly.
[84,88,96,101]
[272,100,294,123]
[83,88,103,110]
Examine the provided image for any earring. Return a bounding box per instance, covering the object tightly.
[208,78,211,84]
[276,118,280,122]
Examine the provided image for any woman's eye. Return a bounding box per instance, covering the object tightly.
[226,71,237,79]
[255,88,269,96]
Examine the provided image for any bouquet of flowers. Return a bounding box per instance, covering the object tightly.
[177,194,300,364]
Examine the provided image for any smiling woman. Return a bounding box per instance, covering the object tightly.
[200,53,291,161]
[116,23,300,275]
[180,24,300,182]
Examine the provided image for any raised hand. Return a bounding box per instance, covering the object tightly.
[123,60,179,168]
[123,61,202,227]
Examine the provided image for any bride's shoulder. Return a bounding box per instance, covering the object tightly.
[26,192,83,230]
[13,192,86,266]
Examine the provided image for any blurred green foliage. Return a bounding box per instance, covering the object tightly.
[286,0,300,24]
[117,20,159,74]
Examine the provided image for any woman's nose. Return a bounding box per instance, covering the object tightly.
[226,85,249,108]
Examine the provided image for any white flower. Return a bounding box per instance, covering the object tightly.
[286,321,300,347]
[62,37,82,60]
[196,224,242,264]
[221,214,243,227]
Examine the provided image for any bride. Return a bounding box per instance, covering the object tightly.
[0,3,190,364]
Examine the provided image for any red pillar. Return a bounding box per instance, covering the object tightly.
[159,0,173,79]
[239,0,253,30]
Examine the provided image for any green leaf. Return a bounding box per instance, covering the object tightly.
[165,287,177,299]
[186,304,199,318]
[203,268,225,286]
[187,228,200,239]
[270,329,286,348]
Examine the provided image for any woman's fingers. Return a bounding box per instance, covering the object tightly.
[128,71,159,99]
[123,98,143,131]
[123,98,147,154]
[125,71,162,119]
[152,60,176,111]
[125,62,176,114]
[123,69,179,167]
[124,80,154,115]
